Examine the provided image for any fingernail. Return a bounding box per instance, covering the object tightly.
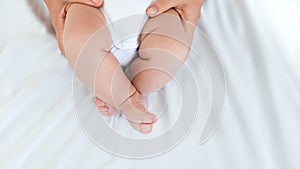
[92,0,99,3]
[147,7,158,16]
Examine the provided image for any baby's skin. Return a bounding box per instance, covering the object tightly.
[63,3,192,134]
[94,91,158,134]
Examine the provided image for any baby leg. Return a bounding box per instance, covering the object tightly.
[63,3,156,133]
[128,9,194,96]
[95,9,194,119]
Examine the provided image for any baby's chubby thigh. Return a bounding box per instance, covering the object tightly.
[62,3,113,66]
[139,9,191,61]
[62,3,135,107]
[127,9,191,95]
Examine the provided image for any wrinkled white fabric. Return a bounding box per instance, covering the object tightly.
[0,0,300,169]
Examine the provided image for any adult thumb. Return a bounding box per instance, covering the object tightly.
[68,0,103,7]
[146,0,179,17]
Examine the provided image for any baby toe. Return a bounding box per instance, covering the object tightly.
[94,98,105,106]
[139,123,153,134]
[129,122,152,134]
[98,106,108,112]
[101,112,110,116]
[139,112,157,124]
[128,122,142,132]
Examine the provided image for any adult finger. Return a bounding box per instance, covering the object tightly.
[146,0,180,17]
[44,0,68,55]
[67,0,103,7]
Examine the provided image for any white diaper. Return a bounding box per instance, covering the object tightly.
[110,46,137,67]
[100,0,154,66]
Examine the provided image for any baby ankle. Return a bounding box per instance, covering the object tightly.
[117,88,137,110]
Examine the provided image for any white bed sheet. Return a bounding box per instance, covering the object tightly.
[1,0,300,169]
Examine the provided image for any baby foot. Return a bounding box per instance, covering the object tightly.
[119,91,157,134]
[94,92,157,134]
[94,97,118,116]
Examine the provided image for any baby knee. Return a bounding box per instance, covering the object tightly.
[139,36,190,63]
[139,16,190,62]
[141,10,190,45]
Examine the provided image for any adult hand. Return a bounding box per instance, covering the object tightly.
[146,0,203,27]
[44,0,103,55]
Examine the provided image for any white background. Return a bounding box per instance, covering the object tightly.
[0,0,300,168]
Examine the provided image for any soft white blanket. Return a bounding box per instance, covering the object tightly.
[0,0,300,168]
